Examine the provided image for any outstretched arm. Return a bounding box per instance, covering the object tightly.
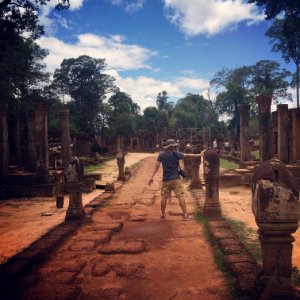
[148,161,161,185]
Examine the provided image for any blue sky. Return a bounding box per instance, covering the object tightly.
[37,0,296,111]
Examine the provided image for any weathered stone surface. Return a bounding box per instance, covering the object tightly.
[106,210,130,220]
[130,214,147,222]
[227,262,260,277]
[223,252,256,266]
[208,220,231,231]
[111,263,145,278]
[22,283,81,300]
[236,273,259,295]
[81,287,128,300]
[219,243,244,255]
[59,260,87,273]
[91,262,110,277]
[82,222,123,232]
[75,231,113,245]
[68,241,96,251]
[210,230,236,241]
[53,250,83,261]
[45,271,78,284]
[98,240,147,255]
[218,238,245,255]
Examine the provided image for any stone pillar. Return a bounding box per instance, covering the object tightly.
[116,150,126,181]
[189,146,202,189]
[252,159,300,299]
[64,157,85,221]
[34,102,49,177]
[0,104,9,176]
[291,108,300,163]
[183,144,193,179]
[256,94,272,163]
[58,109,72,167]
[14,118,22,166]
[203,150,221,218]
[277,104,289,163]
[239,104,250,162]
[27,110,37,172]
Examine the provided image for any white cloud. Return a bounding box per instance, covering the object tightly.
[163,0,265,37]
[105,70,210,111]
[38,0,86,35]
[110,0,146,12]
[38,33,157,72]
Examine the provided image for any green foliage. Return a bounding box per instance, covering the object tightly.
[107,91,140,138]
[266,16,300,106]
[142,106,165,136]
[50,55,116,134]
[250,60,291,101]
[171,93,221,134]
[225,217,262,263]
[248,0,300,20]
[0,0,70,39]
[220,159,239,170]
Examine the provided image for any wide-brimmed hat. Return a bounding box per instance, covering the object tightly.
[163,139,179,149]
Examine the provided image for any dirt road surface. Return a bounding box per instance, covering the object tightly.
[1,152,300,299]
[11,154,229,299]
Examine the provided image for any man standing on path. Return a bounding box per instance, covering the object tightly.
[148,139,202,221]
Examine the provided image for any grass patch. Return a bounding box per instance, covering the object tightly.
[194,211,244,298]
[251,150,259,160]
[224,217,261,263]
[220,159,239,170]
[84,164,103,173]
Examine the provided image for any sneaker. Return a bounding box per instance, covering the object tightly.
[183,214,192,221]
[160,215,166,221]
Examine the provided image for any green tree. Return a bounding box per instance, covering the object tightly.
[249,59,291,102]
[171,93,219,130]
[50,55,116,134]
[0,33,49,111]
[0,0,70,39]
[0,1,69,110]
[248,0,300,19]
[266,17,300,106]
[107,91,140,139]
[141,106,165,139]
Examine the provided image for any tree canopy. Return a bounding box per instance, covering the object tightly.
[0,0,70,39]
[248,0,300,19]
[51,55,116,134]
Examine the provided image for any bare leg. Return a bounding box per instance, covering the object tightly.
[178,195,187,215]
[161,196,168,217]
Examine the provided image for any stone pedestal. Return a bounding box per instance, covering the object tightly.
[117,151,126,181]
[203,150,221,218]
[65,182,85,221]
[252,159,300,299]
[189,157,202,188]
[0,104,9,176]
[239,104,250,162]
[183,145,193,179]
[291,108,300,162]
[256,95,272,163]
[58,109,72,167]
[277,104,289,163]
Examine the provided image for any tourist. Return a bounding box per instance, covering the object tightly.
[148,139,202,221]
[213,139,217,150]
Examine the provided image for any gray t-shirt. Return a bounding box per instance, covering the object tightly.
[157,151,184,181]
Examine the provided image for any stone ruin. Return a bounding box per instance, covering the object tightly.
[252,159,300,299]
